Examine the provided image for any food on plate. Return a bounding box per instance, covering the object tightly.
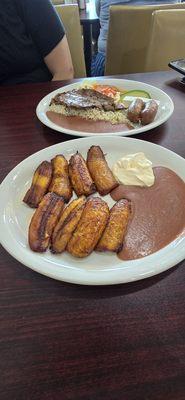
[23,161,52,208]
[48,155,72,202]
[25,144,185,262]
[127,98,158,125]
[87,145,118,195]
[69,152,96,196]
[112,152,155,187]
[51,196,86,254]
[50,88,124,111]
[29,192,64,252]
[49,88,130,126]
[111,167,185,260]
[96,199,131,253]
[48,82,158,129]
[120,89,151,102]
[91,84,120,98]
[140,99,158,125]
[67,197,109,258]
[127,98,145,123]
[46,111,133,134]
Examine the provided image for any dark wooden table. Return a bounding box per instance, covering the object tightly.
[79,0,100,76]
[0,71,185,400]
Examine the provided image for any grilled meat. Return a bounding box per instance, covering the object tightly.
[96,199,131,253]
[67,197,109,258]
[50,88,124,112]
[23,161,52,208]
[29,192,64,252]
[87,145,119,195]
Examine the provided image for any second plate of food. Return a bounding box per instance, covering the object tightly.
[36,78,174,137]
[0,136,185,285]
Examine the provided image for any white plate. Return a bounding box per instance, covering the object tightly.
[36,78,174,137]
[0,136,184,285]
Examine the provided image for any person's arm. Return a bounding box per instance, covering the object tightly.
[44,35,74,81]
[19,0,74,80]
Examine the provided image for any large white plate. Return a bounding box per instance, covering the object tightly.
[0,136,185,285]
[36,78,174,137]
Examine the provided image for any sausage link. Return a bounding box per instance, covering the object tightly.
[127,98,145,123]
[140,100,158,125]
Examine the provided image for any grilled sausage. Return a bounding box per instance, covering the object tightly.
[140,99,158,125]
[96,199,131,253]
[67,197,109,258]
[69,152,96,196]
[127,98,145,123]
[29,192,64,252]
[51,196,86,254]
[87,146,118,196]
[49,155,72,202]
[23,161,52,208]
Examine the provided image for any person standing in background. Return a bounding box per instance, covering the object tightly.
[92,0,180,76]
[0,0,74,85]
[91,0,134,76]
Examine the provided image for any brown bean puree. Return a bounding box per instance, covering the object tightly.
[46,111,132,133]
[111,167,185,260]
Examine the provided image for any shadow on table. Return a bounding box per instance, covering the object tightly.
[165,77,185,91]
[61,262,183,298]
[1,244,183,298]
[131,124,167,145]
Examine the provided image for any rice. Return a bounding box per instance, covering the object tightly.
[49,104,129,125]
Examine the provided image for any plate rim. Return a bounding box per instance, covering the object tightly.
[0,136,184,286]
[36,78,174,138]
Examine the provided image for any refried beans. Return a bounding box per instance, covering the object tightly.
[46,111,132,133]
[111,166,185,260]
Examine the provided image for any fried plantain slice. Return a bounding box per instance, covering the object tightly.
[29,192,64,252]
[23,161,52,208]
[49,155,72,202]
[96,199,131,253]
[51,196,86,254]
[67,197,109,258]
[69,152,96,196]
[87,146,118,195]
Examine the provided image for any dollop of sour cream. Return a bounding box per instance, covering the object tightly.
[112,152,155,187]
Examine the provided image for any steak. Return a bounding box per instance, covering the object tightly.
[50,88,124,112]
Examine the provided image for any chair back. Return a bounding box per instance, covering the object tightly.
[52,0,65,5]
[105,2,185,75]
[55,5,86,78]
[145,9,185,72]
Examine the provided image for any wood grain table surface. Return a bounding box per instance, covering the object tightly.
[0,71,185,400]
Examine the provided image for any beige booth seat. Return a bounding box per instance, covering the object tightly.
[55,5,86,78]
[105,3,185,75]
[52,0,65,5]
[145,9,185,72]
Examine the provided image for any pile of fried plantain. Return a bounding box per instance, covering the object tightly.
[25,145,132,258]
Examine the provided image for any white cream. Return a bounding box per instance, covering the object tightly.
[112,152,155,187]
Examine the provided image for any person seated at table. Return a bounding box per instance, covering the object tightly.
[0,0,74,85]
[91,0,180,77]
